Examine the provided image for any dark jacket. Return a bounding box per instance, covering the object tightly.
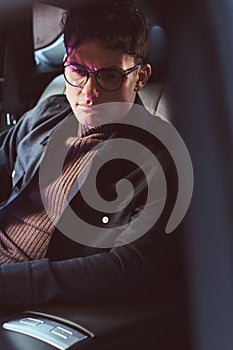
[0,95,183,308]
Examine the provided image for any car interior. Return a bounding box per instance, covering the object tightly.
[0,0,233,349]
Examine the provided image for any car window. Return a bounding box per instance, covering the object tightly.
[33,3,64,50]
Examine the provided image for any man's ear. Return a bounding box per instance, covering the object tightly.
[135,64,152,91]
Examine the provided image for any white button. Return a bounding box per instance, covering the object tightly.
[102,216,109,224]
[12,170,16,178]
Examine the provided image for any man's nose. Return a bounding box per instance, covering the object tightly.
[81,75,100,103]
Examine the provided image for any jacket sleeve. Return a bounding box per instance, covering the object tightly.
[0,246,149,308]
[0,95,70,204]
[0,226,183,309]
[0,117,35,203]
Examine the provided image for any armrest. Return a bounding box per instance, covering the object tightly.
[0,298,190,350]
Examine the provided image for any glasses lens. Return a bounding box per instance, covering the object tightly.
[98,69,123,91]
[65,65,88,87]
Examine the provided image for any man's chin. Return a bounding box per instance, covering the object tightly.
[74,111,105,127]
[73,102,134,126]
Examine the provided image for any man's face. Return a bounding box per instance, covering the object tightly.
[65,40,144,127]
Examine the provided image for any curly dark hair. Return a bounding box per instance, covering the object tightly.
[62,0,149,63]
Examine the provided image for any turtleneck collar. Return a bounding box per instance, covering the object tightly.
[77,123,116,139]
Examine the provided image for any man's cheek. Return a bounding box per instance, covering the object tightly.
[66,87,76,105]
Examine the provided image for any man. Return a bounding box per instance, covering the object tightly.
[0,0,183,308]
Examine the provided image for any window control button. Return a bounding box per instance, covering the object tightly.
[51,326,73,340]
[19,318,44,327]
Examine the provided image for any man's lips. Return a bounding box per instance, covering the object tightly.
[76,104,103,114]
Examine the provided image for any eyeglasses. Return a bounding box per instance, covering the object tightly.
[63,63,141,92]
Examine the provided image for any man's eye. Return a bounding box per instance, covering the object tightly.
[74,69,86,76]
[69,66,86,76]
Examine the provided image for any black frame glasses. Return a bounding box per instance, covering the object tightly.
[63,63,141,92]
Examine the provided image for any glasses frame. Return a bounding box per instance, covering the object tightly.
[63,63,142,92]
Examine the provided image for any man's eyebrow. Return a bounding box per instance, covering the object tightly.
[95,64,125,71]
[107,65,124,70]
[66,60,83,66]
[65,60,123,71]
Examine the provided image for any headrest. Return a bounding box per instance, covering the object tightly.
[146,25,167,82]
